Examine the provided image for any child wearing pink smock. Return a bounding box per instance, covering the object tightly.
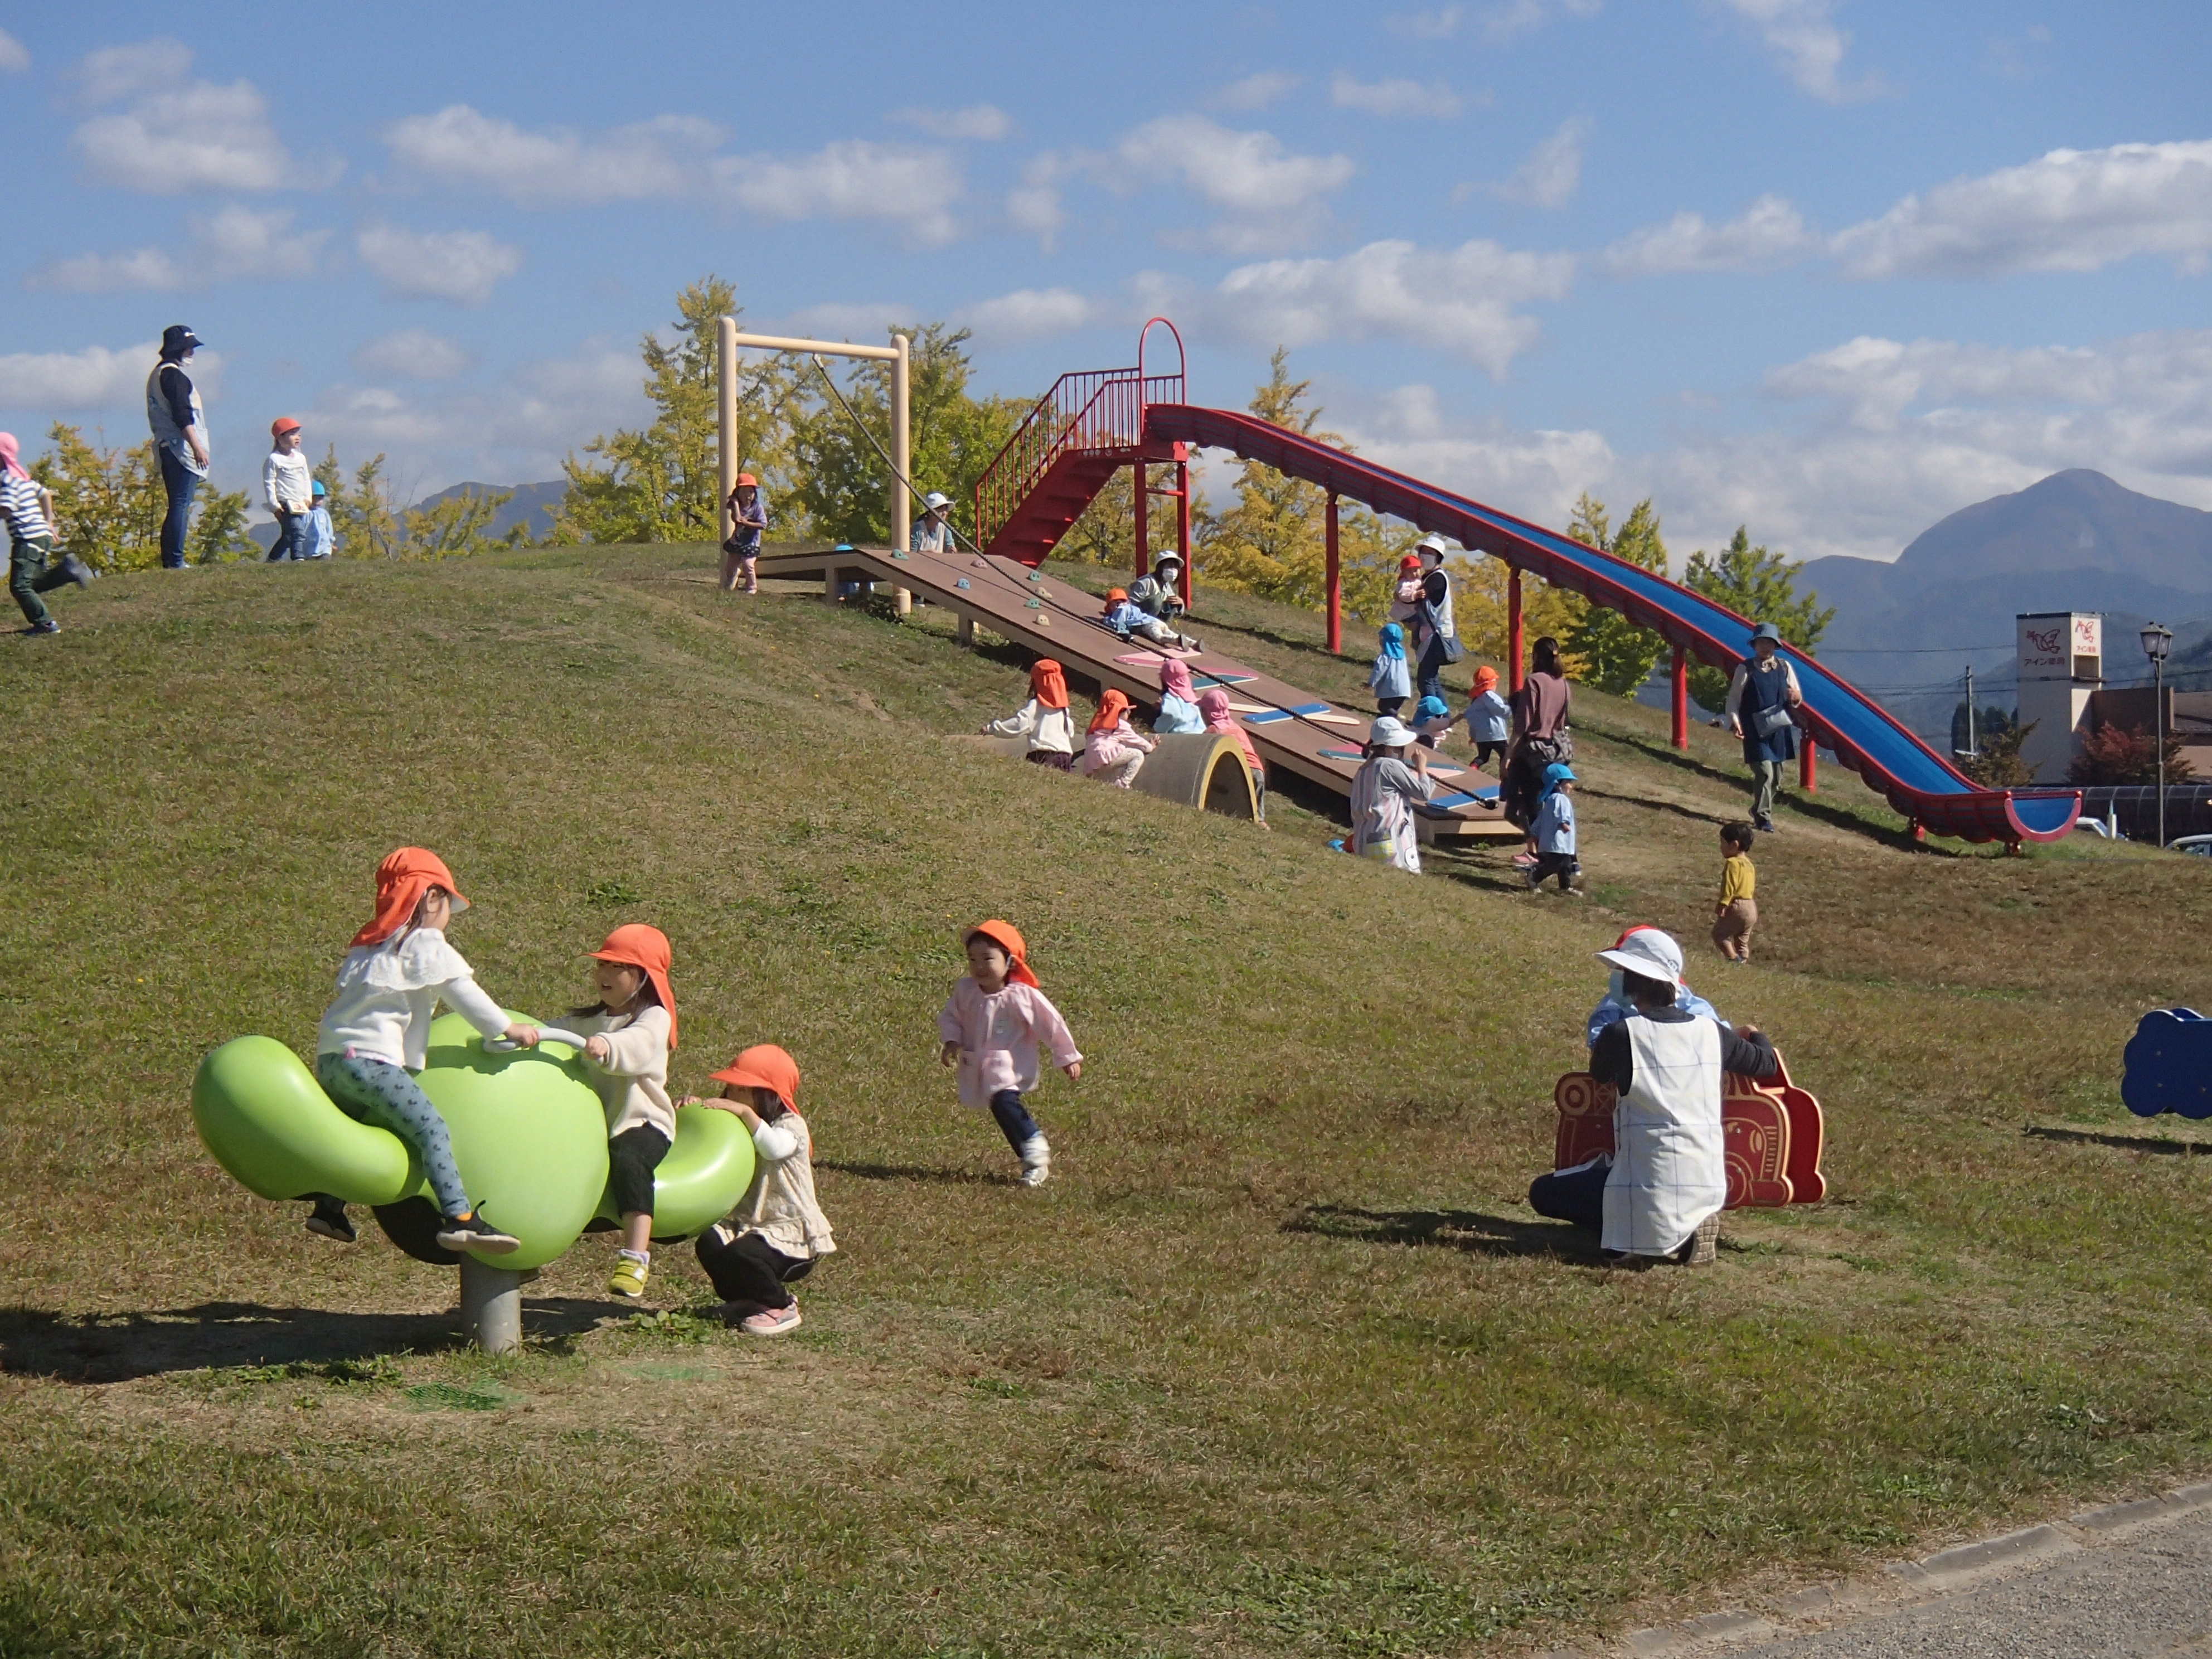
[936,919,1082,1187]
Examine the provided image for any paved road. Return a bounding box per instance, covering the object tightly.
[1723,1507,2212,1658]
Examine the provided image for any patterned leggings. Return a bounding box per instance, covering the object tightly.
[316,1052,469,1217]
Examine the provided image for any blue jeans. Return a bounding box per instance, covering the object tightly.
[265,512,303,562]
[157,445,200,569]
[988,1089,1041,1151]
[316,1052,470,1217]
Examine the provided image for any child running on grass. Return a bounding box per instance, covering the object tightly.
[0,432,91,636]
[1526,763,1580,895]
[309,848,537,1250]
[1369,623,1411,717]
[692,1044,835,1335]
[1463,665,1510,777]
[938,920,1082,1187]
[569,924,678,1300]
[1712,821,1758,964]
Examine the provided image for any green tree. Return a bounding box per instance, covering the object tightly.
[402,488,516,559]
[1681,526,1835,713]
[1563,492,1673,695]
[554,277,798,546]
[29,424,165,573]
[1964,719,2038,787]
[1192,348,1419,628]
[185,487,255,564]
[789,321,1024,547]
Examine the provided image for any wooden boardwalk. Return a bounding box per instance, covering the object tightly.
[754,544,1517,841]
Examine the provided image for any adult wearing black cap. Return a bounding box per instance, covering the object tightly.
[1725,622,1803,832]
[146,325,209,569]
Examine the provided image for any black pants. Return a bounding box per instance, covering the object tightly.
[608,1125,670,1218]
[1529,851,1578,891]
[988,1088,1041,1152]
[9,536,72,626]
[1529,1157,1608,1230]
[158,447,198,569]
[1473,740,1507,773]
[265,511,304,562]
[1375,695,1406,717]
[696,1226,812,1311]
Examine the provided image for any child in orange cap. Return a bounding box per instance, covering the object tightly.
[310,848,539,1251]
[691,1044,834,1335]
[937,920,1082,1187]
[569,923,679,1301]
[263,416,312,562]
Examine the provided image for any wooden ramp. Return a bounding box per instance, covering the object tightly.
[754,544,1517,842]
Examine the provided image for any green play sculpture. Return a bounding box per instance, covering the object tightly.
[192,1012,756,1275]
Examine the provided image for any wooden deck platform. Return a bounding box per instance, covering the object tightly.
[753,544,1519,841]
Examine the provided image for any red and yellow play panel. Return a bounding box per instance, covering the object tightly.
[1551,1057,1827,1208]
[753,544,1518,839]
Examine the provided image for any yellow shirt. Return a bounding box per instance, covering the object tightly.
[1718,853,1756,906]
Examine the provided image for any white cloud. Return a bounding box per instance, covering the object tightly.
[1007,153,1068,248]
[385,105,724,203]
[0,342,161,410]
[891,105,1011,141]
[1832,139,2212,279]
[1207,238,1575,377]
[1482,0,1603,40]
[68,40,294,193]
[958,288,1103,343]
[386,105,964,241]
[1216,71,1302,110]
[1331,75,1463,120]
[1600,193,1818,275]
[31,205,328,292]
[758,302,912,342]
[1492,117,1589,208]
[1388,6,1464,38]
[718,140,963,245]
[356,224,523,304]
[1105,115,1356,253]
[1337,383,1616,529]
[1714,0,1889,104]
[0,28,28,72]
[352,329,474,381]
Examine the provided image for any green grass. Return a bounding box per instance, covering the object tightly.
[3,542,2212,1656]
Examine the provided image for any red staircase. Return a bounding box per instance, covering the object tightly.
[974,322,1186,564]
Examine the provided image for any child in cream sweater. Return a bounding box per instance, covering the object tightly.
[569,924,679,1301]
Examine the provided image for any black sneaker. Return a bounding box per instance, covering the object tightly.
[305,1197,356,1243]
[435,1210,521,1253]
[61,555,93,589]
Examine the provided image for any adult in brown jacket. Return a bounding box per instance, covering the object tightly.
[1503,636,1573,827]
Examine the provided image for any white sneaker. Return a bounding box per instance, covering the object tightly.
[1017,1134,1051,1187]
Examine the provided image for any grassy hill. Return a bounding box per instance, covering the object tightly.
[3,542,2210,1657]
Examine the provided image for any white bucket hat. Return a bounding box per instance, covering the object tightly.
[923,491,951,512]
[1368,715,1415,749]
[1415,533,1452,561]
[1595,927,1685,987]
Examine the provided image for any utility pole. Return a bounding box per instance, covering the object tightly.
[1964,666,1977,758]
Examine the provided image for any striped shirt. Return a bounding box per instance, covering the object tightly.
[0,474,50,542]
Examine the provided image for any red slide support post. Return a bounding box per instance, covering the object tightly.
[1325,492,1342,654]
[1801,736,1818,793]
[1132,460,1148,577]
[1176,453,1192,605]
[1507,566,1525,692]
[1671,645,1689,751]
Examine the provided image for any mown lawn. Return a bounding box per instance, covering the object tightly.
[2,542,2209,1657]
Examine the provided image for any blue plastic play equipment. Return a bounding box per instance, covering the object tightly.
[2122,1008,2212,1119]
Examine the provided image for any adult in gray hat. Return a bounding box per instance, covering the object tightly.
[147,325,209,569]
[911,490,956,554]
[1725,622,1803,832]
[1348,714,1434,872]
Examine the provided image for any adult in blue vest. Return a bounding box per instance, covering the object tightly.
[146,325,210,569]
[1725,622,1803,833]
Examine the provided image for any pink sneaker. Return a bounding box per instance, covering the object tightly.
[740,1302,802,1337]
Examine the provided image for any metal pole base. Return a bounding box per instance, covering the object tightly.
[459,1257,523,1355]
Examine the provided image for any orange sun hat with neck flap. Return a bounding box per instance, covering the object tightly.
[711,1042,799,1107]
[964,918,1040,988]
[590,923,678,1049]
[352,847,468,948]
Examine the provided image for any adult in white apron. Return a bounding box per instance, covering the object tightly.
[1527,928,1779,1262]
[147,325,209,570]
[1410,534,1459,706]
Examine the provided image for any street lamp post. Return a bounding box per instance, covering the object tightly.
[2142,622,2173,847]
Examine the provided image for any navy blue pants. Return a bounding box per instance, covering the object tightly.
[158,447,198,569]
[1529,1157,1608,1230]
[988,1088,1041,1151]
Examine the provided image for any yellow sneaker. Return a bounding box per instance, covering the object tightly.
[608,1255,649,1300]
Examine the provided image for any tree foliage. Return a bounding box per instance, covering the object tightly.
[314,447,516,561]
[1562,492,1671,695]
[1949,700,2016,758]
[28,425,166,573]
[1962,719,2038,787]
[1681,527,1835,712]
[554,277,799,548]
[789,322,1024,547]
[2068,721,2196,786]
[1190,349,1420,627]
[185,485,256,565]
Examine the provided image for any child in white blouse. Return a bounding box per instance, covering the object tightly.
[568,924,679,1302]
[937,920,1082,1187]
[310,847,538,1251]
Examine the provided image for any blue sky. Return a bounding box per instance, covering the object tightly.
[2,0,2208,566]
